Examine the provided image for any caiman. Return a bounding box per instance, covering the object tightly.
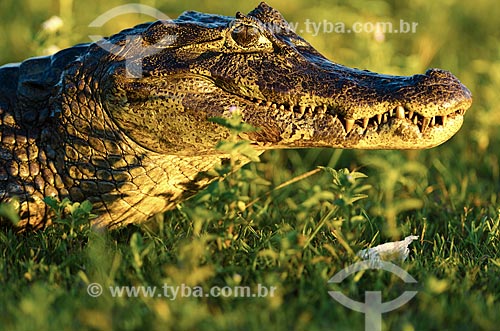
[0,3,472,230]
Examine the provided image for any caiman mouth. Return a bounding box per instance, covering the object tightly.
[213,66,472,149]
[245,98,467,136]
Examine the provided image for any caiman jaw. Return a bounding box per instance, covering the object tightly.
[242,100,469,149]
[248,101,467,135]
[230,68,472,150]
[218,60,473,150]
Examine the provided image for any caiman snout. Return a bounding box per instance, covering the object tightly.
[317,66,473,149]
[413,68,472,117]
[245,59,472,149]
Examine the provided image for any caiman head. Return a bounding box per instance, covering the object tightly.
[92,2,471,155]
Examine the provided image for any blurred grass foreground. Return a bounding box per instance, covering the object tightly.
[0,0,499,330]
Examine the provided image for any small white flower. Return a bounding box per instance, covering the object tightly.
[357,235,419,263]
[42,16,64,33]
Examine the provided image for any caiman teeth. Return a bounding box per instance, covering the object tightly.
[345,119,355,133]
[396,105,405,119]
[350,108,465,135]
[253,99,464,135]
[422,117,430,131]
[362,117,369,129]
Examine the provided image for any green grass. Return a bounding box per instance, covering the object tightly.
[1,0,499,330]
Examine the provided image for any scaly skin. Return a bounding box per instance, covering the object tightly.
[0,3,472,229]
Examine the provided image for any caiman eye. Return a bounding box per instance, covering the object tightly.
[231,24,260,47]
